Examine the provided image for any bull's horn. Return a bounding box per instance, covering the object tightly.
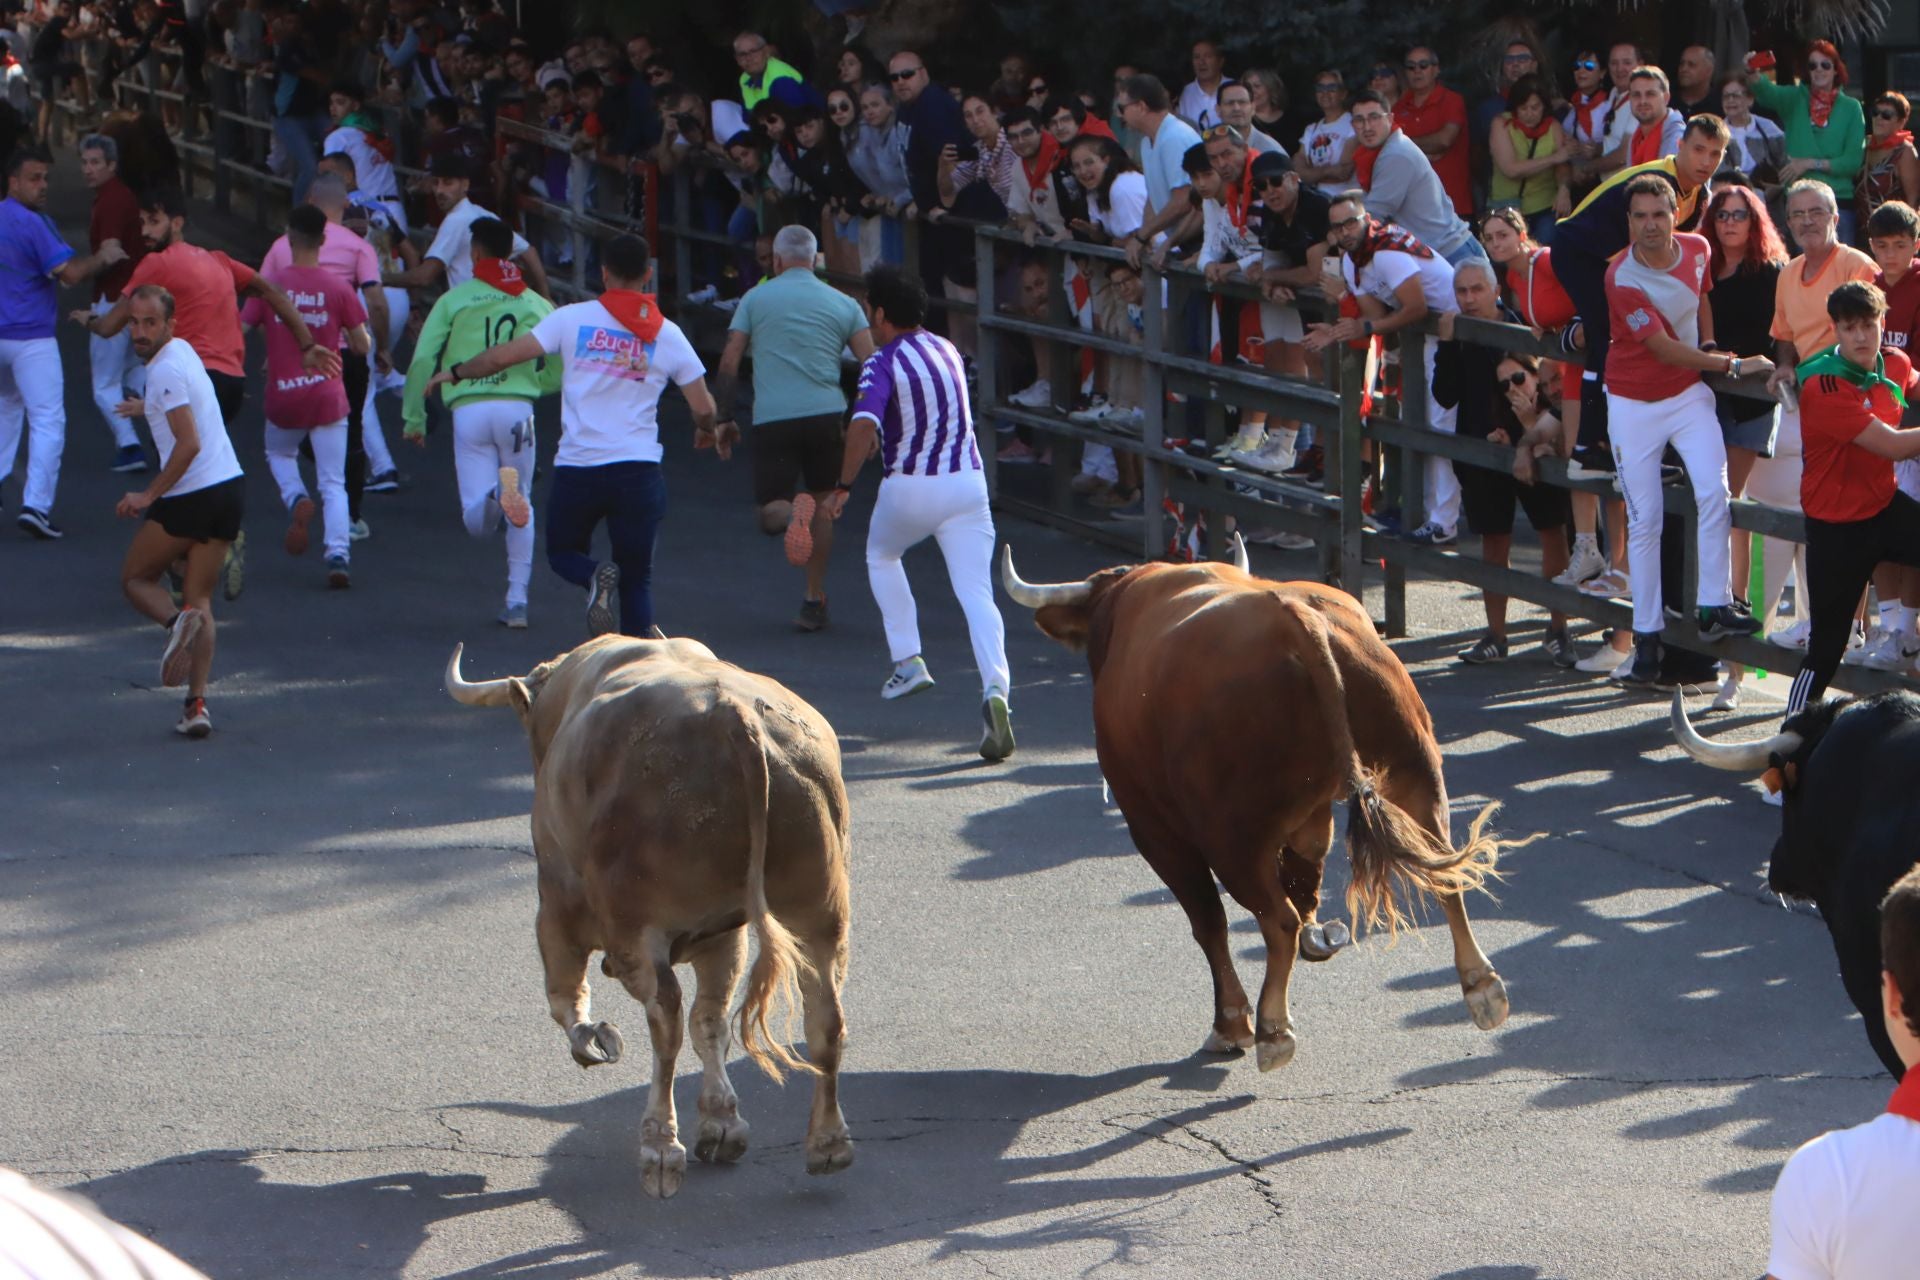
[1670,690,1802,772]
[1231,531,1250,574]
[445,643,515,707]
[1000,544,1092,609]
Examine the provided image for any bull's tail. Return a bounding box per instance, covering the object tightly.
[729,710,816,1082]
[1344,767,1510,939]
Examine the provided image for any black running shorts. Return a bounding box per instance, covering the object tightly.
[148,475,246,544]
[751,412,844,508]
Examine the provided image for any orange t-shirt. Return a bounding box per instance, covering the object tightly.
[124,242,257,378]
[1770,244,1878,356]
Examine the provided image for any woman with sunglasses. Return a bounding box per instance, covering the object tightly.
[1859,92,1920,230]
[812,89,870,284]
[1366,60,1402,105]
[1488,73,1572,243]
[1295,68,1356,198]
[1743,41,1867,243]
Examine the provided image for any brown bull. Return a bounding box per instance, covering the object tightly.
[1002,539,1518,1069]
[445,634,853,1198]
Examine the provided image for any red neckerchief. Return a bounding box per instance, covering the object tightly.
[1349,216,1433,269]
[1876,130,1916,154]
[1512,110,1555,142]
[1225,147,1257,232]
[1020,134,1060,196]
[1890,1062,1920,1123]
[1354,127,1397,192]
[1810,86,1836,129]
[1630,119,1664,166]
[473,256,526,296]
[1568,88,1607,139]
[1078,117,1116,141]
[599,289,665,342]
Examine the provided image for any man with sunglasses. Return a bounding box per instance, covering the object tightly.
[1393,46,1471,217]
[1562,50,1612,194]
[889,50,997,337]
[1347,89,1482,267]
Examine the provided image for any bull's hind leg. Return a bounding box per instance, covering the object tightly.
[1379,771,1509,1031]
[798,927,853,1176]
[1285,805,1350,963]
[1125,813,1254,1053]
[537,898,623,1067]
[686,929,751,1164]
[610,932,689,1198]
[1215,856,1304,1072]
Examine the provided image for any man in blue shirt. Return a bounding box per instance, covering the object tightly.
[0,145,127,540]
[1116,73,1202,269]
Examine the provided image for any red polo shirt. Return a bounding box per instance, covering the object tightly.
[1394,86,1471,216]
[1799,346,1920,524]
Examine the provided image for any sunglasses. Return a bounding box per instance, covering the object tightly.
[1714,207,1751,222]
[1370,66,1395,78]
[1029,82,1048,94]
[1314,82,1342,93]
[1254,175,1288,188]
[1808,59,1834,70]
[830,101,854,113]
[1573,59,1599,70]
[1877,108,1904,121]
[1503,370,1532,388]
[888,67,920,82]
[1404,58,1437,70]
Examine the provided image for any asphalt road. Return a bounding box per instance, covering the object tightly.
[0,162,1891,1280]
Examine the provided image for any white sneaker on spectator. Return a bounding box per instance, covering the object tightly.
[1234,433,1296,473]
[1067,396,1113,424]
[1217,424,1265,458]
[1009,378,1052,408]
[1105,405,1144,433]
[1845,626,1902,669]
[1254,530,1315,550]
[1573,642,1631,674]
[1766,618,1812,650]
[1552,540,1609,586]
[1712,675,1741,711]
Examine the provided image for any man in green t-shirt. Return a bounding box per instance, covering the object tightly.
[716,225,874,631]
[402,217,559,629]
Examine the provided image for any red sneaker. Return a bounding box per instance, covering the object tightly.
[785,492,816,567]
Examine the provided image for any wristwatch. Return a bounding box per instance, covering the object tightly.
[1727,356,1743,378]
[449,361,466,382]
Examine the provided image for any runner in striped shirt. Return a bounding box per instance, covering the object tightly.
[824,264,1016,761]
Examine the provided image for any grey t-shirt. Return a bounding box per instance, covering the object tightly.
[729,268,868,425]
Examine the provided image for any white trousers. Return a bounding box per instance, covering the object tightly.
[1421,342,1461,532]
[359,286,410,477]
[265,419,351,558]
[90,297,145,449]
[866,468,1012,697]
[453,399,536,605]
[0,336,67,514]
[1609,381,1733,635]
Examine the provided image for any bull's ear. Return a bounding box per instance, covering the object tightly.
[1033,603,1091,653]
[508,677,536,725]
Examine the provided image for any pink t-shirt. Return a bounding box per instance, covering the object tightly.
[258,221,380,350]
[241,264,366,429]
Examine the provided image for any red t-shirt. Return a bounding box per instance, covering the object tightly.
[124,243,257,378]
[1604,233,1713,403]
[1513,247,1584,382]
[240,265,365,429]
[1393,86,1471,217]
[88,176,145,304]
[1799,347,1920,523]
[1880,264,1920,358]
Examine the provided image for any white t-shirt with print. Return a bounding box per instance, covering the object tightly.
[1343,245,1455,318]
[531,301,705,467]
[425,197,531,290]
[143,339,243,497]
[1301,115,1357,197]
[1768,1112,1920,1280]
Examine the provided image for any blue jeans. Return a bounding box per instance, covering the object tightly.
[545,461,666,635]
[274,113,326,203]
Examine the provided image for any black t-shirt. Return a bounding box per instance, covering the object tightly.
[1247,181,1330,269]
[1432,302,1524,441]
[1712,261,1782,421]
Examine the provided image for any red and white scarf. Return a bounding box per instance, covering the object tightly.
[1348,217,1434,269]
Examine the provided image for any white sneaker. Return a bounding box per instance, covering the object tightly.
[1008,379,1052,408]
[1573,641,1631,674]
[1766,618,1812,650]
[1216,424,1265,458]
[1552,540,1608,586]
[1253,529,1315,550]
[1844,627,1897,668]
[1105,405,1144,433]
[881,656,935,700]
[1066,396,1112,424]
[1712,675,1741,711]
[1233,433,1296,473]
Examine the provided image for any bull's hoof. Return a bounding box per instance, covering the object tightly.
[568,1020,624,1067]
[1461,966,1510,1031]
[1299,919,1351,962]
[1255,1030,1298,1072]
[639,1139,687,1199]
[694,1115,750,1164]
[805,1126,854,1176]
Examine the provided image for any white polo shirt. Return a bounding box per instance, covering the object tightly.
[1768,1111,1920,1279]
[425,197,531,290]
[530,301,705,467]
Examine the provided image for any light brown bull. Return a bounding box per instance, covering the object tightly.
[1002,538,1519,1069]
[446,634,853,1197]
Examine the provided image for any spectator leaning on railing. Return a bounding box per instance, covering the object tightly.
[1348,88,1485,268]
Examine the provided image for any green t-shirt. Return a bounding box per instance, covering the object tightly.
[728,268,867,425]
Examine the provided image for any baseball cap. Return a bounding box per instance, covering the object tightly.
[1250,151,1292,181]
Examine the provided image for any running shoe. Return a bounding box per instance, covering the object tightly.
[1712,675,1741,711]
[1615,632,1663,685]
[348,518,371,542]
[1566,444,1616,480]
[1405,521,1457,546]
[285,496,316,555]
[1281,445,1323,480]
[785,493,817,566]
[794,597,829,632]
[979,689,1016,761]
[1007,378,1052,408]
[1844,627,1904,669]
[1253,530,1315,550]
[326,553,351,589]
[881,656,934,700]
[1457,634,1508,664]
[1552,540,1608,587]
[110,444,149,473]
[160,608,206,687]
[16,507,61,540]
[1216,423,1265,459]
[1574,640,1631,674]
[497,468,530,529]
[174,695,212,739]
[364,469,403,493]
[498,603,528,629]
[1697,603,1762,642]
[222,532,247,601]
[1542,628,1579,668]
[1766,619,1812,650]
[1066,396,1113,425]
[586,561,620,636]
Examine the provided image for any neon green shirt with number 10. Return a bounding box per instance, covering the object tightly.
[402,279,562,438]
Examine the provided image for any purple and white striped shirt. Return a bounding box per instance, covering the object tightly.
[851,329,981,477]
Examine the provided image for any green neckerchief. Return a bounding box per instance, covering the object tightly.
[1797,344,1910,411]
[340,110,386,141]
